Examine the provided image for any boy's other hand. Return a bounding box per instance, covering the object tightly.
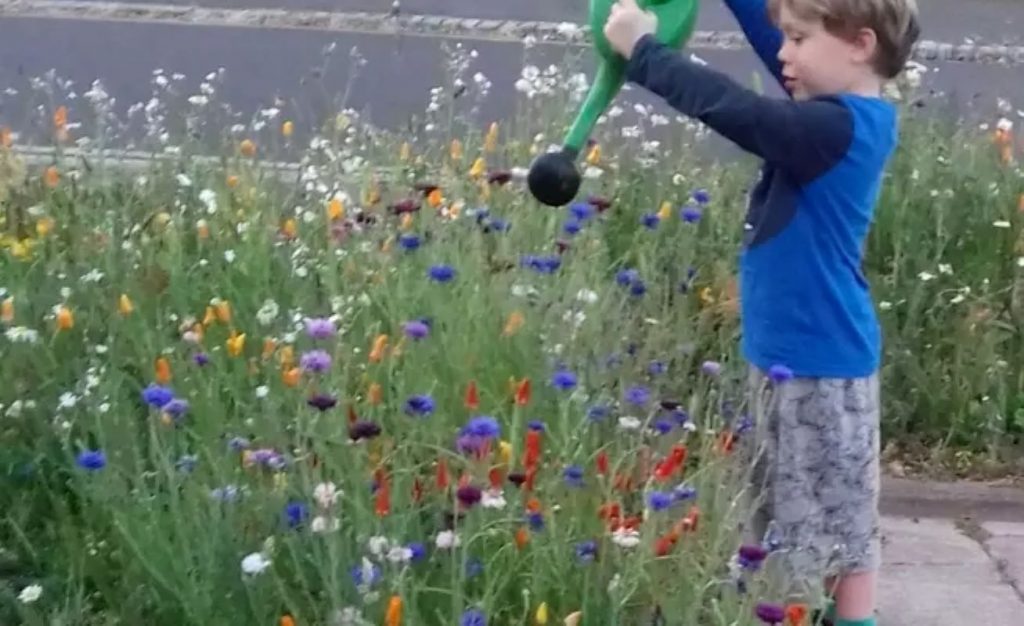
[604,0,659,59]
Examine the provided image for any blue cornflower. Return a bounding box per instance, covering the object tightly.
[484,217,511,233]
[671,409,690,426]
[75,449,106,471]
[349,561,382,588]
[463,416,501,439]
[587,404,610,421]
[551,369,577,391]
[142,384,173,408]
[527,511,545,531]
[175,454,198,473]
[193,352,210,366]
[768,364,794,383]
[521,254,561,274]
[563,465,584,487]
[399,234,421,250]
[404,394,435,416]
[210,485,242,502]
[575,540,598,563]
[407,542,427,562]
[563,219,582,236]
[629,280,647,297]
[428,264,455,282]
[464,559,484,579]
[569,201,594,221]
[673,483,697,502]
[284,501,309,528]
[692,188,711,205]
[527,420,545,432]
[461,608,487,626]
[162,398,189,419]
[648,360,667,375]
[616,268,639,286]
[652,418,674,435]
[624,385,651,407]
[641,213,660,229]
[647,491,674,511]
[680,206,702,223]
[701,360,722,377]
[227,436,251,451]
[736,413,755,435]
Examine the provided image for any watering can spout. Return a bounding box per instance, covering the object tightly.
[527,0,699,207]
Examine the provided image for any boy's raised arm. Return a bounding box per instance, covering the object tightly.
[625,34,852,183]
[722,0,786,88]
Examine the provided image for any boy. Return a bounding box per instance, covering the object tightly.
[604,1,920,625]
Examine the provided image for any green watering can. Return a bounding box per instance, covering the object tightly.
[527,0,700,207]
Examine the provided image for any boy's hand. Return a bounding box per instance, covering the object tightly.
[604,0,659,59]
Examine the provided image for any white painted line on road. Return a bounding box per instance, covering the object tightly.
[1,0,1023,66]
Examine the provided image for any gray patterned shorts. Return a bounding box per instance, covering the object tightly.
[741,366,882,595]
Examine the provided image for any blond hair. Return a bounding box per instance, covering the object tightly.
[769,0,921,78]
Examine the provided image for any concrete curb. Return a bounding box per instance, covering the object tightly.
[1,0,1023,66]
[881,476,1024,522]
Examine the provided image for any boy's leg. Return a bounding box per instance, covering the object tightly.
[748,370,881,623]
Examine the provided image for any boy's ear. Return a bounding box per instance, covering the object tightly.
[849,27,879,66]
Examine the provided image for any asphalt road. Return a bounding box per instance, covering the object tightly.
[0,2,1022,153]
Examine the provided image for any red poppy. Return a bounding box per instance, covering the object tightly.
[596,450,609,475]
[464,380,479,410]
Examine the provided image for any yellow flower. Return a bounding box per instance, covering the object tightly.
[657,201,672,221]
[449,139,463,161]
[155,357,172,384]
[400,213,414,231]
[239,139,257,157]
[226,331,246,357]
[36,217,55,237]
[281,121,294,137]
[363,181,381,206]
[226,174,240,189]
[55,305,73,331]
[327,197,345,221]
[9,239,33,260]
[469,157,486,179]
[1,297,14,323]
[484,122,499,152]
[498,440,513,466]
[399,141,411,161]
[368,381,383,405]
[279,345,295,368]
[281,218,297,239]
[118,294,134,316]
[503,310,525,336]
[202,305,217,327]
[586,143,601,165]
[261,337,277,360]
[535,602,549,624]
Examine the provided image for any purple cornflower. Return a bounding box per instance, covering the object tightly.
[193,352,210,366]
[228,436,251,451]
[551,369,577,391]
[641,213,660,229]
[307,393,337,411]
[755,603,786,625]
[304,317,336,339]
[456,484,483,508]
[460,608,487,626]
[428,264,456,282]
[527,420,545,432]
[162,398,189,420]
[349,421,382,441]
[624,385,651,407]
[527,511,545,531]
[738,544,769,570]
[249,448,286,470]
[673,484,697,502]
[141,384,174,408]
[404,394,435,417]
[648,360,667,375]
[768,364,794,383]
[349,562,381,588]
[403,320,430,340]
[616,268,639,286]
[75,449,106,471]
[300,349,332,373]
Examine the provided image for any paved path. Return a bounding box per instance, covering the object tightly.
[1,1,1023,152]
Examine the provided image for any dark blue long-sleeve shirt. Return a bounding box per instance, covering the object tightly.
[623,6,897,378]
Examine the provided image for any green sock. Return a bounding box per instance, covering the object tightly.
[825,600,836,621]
[835,618,875,626]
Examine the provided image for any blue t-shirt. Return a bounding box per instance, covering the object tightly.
[624,1,896,378]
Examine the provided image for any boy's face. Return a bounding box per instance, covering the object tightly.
[775,4,878,100]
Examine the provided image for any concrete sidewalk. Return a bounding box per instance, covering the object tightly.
[877,478,1024,625]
